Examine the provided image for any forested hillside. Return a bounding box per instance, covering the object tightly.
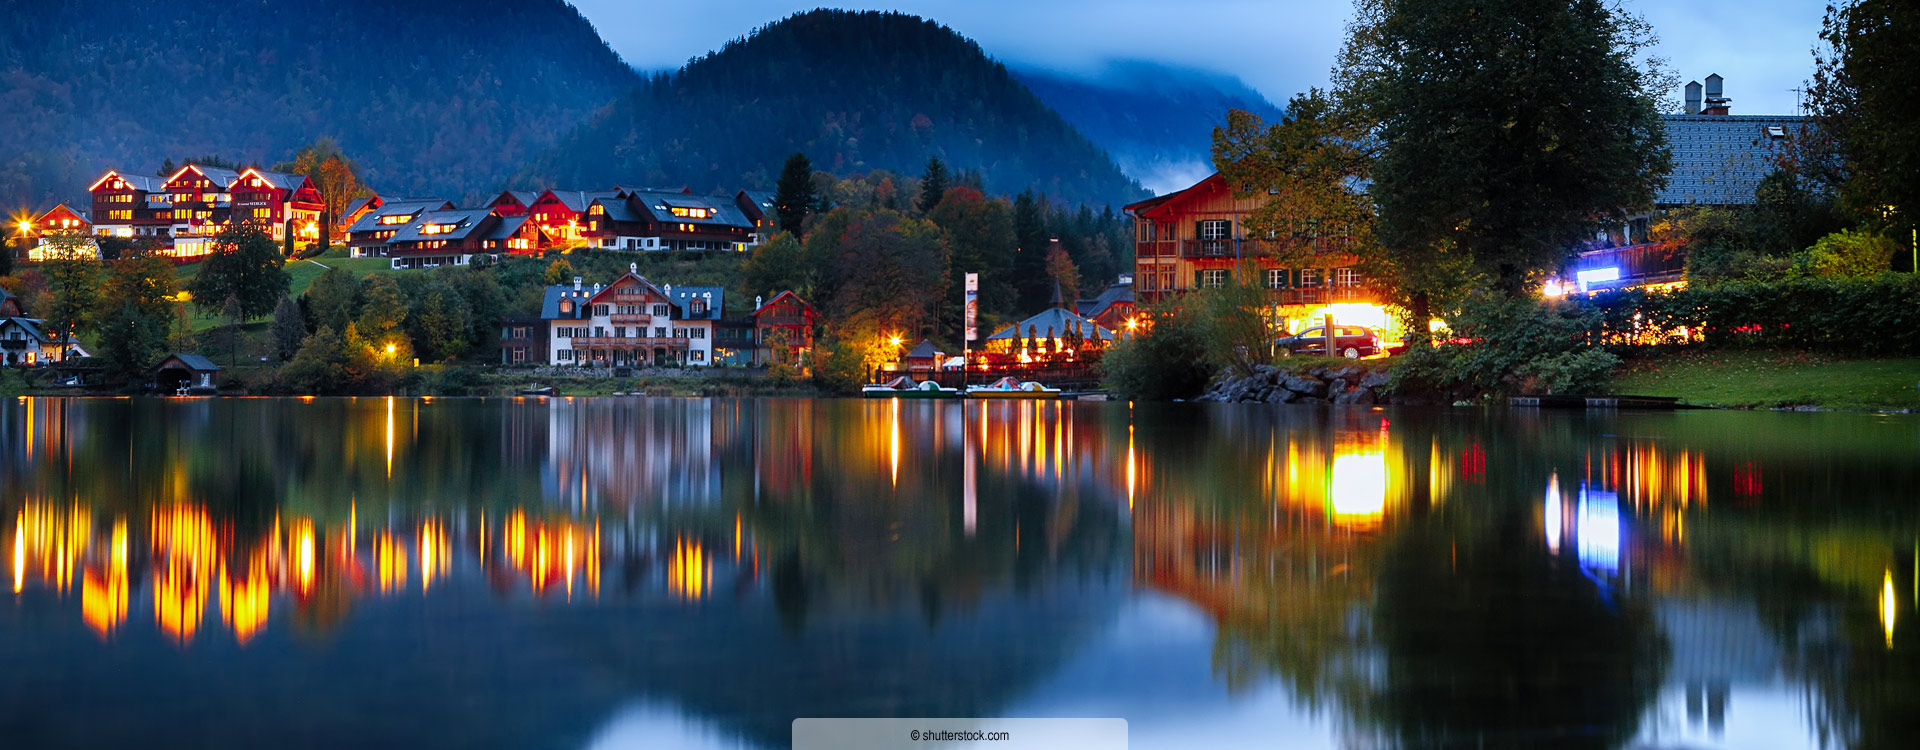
[0,0,638,206]
[521,10,1146,206]
[1014,61,1284,194]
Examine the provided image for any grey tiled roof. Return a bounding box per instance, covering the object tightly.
[547,190,622,213]
[163,353,222,372]
[392,208,492,242]
[595,198,644,223]
[347,199,452,233]
[485,215,530,240]
[250,170,308,190]
[541,286,595,320]
[98,172,164,193]
[1076,282,1134,319]
[668,286,724,320]
[1657,114,1807,207]
[631,190,753,229]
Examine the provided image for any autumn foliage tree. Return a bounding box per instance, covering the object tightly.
[276,137,371,243]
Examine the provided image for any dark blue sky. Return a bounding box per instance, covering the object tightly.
[569,0,1826,116]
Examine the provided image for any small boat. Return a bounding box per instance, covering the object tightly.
[861,376,962,399]
[965,377,1062,399]
[518,386,557,397]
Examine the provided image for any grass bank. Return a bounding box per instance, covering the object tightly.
[1610,350,1920,411]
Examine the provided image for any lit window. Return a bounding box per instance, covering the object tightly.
[1267,269,1287,289]
[1198,269,1228,288]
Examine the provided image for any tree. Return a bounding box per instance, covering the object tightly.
[928,187,1017,323]
[543,257,576,286]
[1045,241,1081,306]
[1804,1,1920,266]
[38,229,99,361]
[271,295,306,362]
[828,210,950,340]
[918,157,950,213]
[96,303,167,384]
[278,326,353,395]
[188,222,290,320]
[356,274,408,335]
[740,231,810,299]
[0,235,15,278]
[1335,0,1671,296]
[774,153,818,235]
[304,266,362,333]
[97,252,175,324]
[1011,190,1052,312]
[274,137,371,243]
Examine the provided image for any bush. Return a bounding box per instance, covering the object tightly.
[1102,306,1214,401]
[1390,294,1609,398]
[1583,274,1920,354]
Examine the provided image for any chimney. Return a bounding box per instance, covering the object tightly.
[1684,80,1702,115]
[573,276,582,291]
[1702,73,1730,115]
[629,262,637,274]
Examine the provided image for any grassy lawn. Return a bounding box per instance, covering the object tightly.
[1611,349,1920,410]
[178,255,401,331]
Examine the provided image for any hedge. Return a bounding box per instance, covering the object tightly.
[1580,275,1920,354]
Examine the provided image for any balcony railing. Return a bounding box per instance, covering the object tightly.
[1262,284,1378,305]
[608,314,656,325]
[564,336,691,349]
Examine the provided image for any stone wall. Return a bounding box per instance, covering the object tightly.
[1197,364,1425,406]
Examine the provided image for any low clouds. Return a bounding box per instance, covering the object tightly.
[571,0,1823,115]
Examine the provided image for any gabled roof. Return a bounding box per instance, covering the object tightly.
[35,204,89,226]
[0,317,49,342]
[986,307,1115,342]
[87,170,164,193]
[1123,172,1227,218]
[630,190,753,229]
[540,189,621,213]
[392,208,492,242]
[484,215,533,241]
[159,353,222,372]
[342,196,380,218]
[667,285,725,321]
[754,290,815,315]
[1657,114,1809,206]
[492,190,541,207]
[594,197,644,224]
[905,339,941,359]
[587,269,671,306]
[1076,282,1134,320]
[347,199,454,233]
[167,163,241,189]
[237,168,310,191]
[541,285,596,320]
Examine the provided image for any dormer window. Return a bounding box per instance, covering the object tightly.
[669,206,711,219]
[589,204,605,215]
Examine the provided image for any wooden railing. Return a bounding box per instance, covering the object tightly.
[564,336,691,349]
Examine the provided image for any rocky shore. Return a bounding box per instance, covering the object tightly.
[1196,363,1424,406]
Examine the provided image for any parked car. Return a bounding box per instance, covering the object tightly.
[1273,325,1383,359]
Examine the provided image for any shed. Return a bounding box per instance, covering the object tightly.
[903,339,944,371]
[154,353,222,393]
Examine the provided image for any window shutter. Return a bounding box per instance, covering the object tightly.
[1194,221,1204,242]
[1193,270,1204,289]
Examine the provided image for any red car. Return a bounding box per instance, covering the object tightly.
[1273,325,1384,359]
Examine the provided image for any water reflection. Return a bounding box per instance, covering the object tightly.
[0,398,1916,749]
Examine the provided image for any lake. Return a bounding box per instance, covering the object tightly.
[1,397,1915,749]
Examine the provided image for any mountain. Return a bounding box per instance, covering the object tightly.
[520,10,1147,207]
[1013,61,1285,195]
[0,0,639,206]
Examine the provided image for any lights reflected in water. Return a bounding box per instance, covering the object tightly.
[1884,569,1897,649]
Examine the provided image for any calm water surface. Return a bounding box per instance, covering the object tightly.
[1,397,1916,749]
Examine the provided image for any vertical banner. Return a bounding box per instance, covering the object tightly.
[964,273,979,342]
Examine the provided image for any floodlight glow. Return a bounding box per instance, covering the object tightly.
[1575,267,1621,285]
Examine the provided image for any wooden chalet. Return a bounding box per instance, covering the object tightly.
[384,208,497,269]
[528,189,621,247]
[752,291,817,368]
[23,204,97,261]
[733,189,777,245]
[339,195,383,233]
[87,169,170,241]
[1125,172,1382,334]
[1076,280,1136,333]
[1,288,91,365]
[229,167,324,244]
[162,163,242,258]
[346,198,455,258]
[482,215,547,255]
[584,190,756,252]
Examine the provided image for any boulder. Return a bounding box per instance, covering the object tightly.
[1359,370,1391,389]
[1279,373,1327,399]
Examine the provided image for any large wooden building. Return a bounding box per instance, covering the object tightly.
[538,268,717,367]
[85,163,322,259]
[1124,172,1387,334]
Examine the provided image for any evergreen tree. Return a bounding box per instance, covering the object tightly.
[271,295,306,362]
[1805,0,1920,270]
[188,222,290,320]
[283,220,296,258]
[0,236,15,278]
[774,153,818,235]
[918,157,950,213]
[1336,0,1670,296]
[1011,190,1052,312]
